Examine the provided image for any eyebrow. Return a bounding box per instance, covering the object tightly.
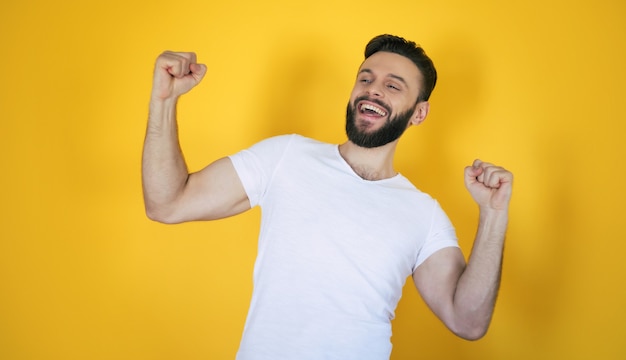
[359,68,409,87]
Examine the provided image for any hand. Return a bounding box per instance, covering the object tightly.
[464,159,513,211]
[151,51,207,101]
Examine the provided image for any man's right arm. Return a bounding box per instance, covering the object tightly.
[142,51,250,224]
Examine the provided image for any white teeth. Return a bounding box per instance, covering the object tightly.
[360,103,387,116]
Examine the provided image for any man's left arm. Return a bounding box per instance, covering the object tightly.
[412,159,513,340]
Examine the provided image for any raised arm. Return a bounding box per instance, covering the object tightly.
[412,159,513,340]
[142,51,250,224]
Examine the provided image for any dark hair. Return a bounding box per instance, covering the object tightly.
[364,34,437,102]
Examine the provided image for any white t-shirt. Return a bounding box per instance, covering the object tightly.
[229,134,458,360]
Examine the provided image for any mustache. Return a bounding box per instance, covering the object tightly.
[353,95,391,115]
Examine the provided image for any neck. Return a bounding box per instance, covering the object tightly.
[338,140,399,181]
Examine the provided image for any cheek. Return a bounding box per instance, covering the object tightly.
[348,93,362,108]
[397,97,417,113]
[349,88,361,101]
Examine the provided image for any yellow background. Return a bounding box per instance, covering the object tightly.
[1,0,625,359]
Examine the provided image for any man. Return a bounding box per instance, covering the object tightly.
[142,34,513,360]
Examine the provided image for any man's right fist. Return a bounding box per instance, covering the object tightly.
[151,51,207,101]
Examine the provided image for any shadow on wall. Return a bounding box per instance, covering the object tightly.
[396,33,486,196]
[498,140,575,352]
[390,35,491,359]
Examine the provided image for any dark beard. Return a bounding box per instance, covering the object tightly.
[345,97,416,148]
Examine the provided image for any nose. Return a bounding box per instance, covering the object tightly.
[365,81,384,98]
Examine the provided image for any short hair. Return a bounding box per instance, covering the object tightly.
[364,34,437,102]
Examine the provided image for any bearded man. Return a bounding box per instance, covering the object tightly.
[142,34,513,360]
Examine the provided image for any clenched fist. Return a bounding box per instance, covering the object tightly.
[464,159,513,211]
[151,51,207,101]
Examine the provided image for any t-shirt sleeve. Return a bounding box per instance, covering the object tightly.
[414,201,459,269]
[228,135,295,207]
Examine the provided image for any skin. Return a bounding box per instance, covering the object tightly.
[142,50,513,341]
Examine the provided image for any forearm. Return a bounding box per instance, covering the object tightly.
[142,97,189,221]
[452,209,508,339]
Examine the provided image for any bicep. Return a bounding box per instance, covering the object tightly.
[412,247,466,324]
[172,157,251,222]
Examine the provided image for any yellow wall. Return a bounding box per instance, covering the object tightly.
[1,0,625,359]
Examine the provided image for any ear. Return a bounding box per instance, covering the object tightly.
[409,101,430,126]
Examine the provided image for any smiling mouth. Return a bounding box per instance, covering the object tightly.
[358,103,388,117]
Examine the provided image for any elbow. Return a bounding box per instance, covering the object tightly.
[145,209,169,224]
[144,204,180,224]
[449,319,491,341]
[454,326,488,341]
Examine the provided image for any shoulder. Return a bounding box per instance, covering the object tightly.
[234,134,298,159]
[230,134,333,168]
[247,134,326,150]
[383,176,453,227]
[255,134,336,156]
[387,174,435,202]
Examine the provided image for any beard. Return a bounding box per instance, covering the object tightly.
[345,96,416,148]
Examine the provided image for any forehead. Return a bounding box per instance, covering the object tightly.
[358,51,422,88]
